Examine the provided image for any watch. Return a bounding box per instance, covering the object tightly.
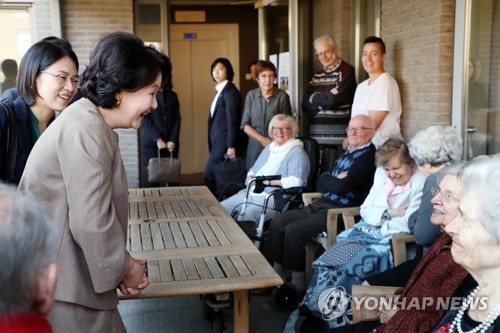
[382,209,392,221]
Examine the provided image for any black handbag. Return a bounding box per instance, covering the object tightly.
[147,149,181,184]
[212,156,247,197]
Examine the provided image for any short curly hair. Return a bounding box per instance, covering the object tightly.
[375,137,413,167]
[408,126,462,166]
[80,31,162,108]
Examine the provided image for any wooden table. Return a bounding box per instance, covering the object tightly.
[122,186,283,332]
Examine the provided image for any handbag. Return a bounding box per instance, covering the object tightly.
[147,149,181,184]
[1,102,17,183]
[212,156,247,197]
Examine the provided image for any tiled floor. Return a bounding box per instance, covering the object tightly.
[118,293,290,333]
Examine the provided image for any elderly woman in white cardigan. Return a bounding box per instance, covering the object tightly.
[286,138,425,331]
[221,114,310,223]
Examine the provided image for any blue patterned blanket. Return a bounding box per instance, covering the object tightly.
[284,221,395,331]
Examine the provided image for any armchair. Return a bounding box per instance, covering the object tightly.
[302,196,416,283]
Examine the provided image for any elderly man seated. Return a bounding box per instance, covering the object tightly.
[0,184,58,332]
[262,114,377,294]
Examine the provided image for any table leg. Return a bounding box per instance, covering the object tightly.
[233,289,249,333]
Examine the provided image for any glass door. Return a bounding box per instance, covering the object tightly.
[0,8,31,95]
[462,0,500,158]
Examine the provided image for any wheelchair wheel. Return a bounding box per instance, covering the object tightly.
[270,284,301,312]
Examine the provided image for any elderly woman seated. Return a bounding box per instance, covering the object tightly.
[365,125,463,288]
[430,155,500,333]
[320,162,468,333]
[285,138,425,331]
[220,114,310,224]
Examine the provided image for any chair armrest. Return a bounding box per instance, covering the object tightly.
[351,285,399,323]
[302,192,322,206]
[325,206,361,247]
[391,233,416,266]
[326,208,342,246]
[341,207,360,229]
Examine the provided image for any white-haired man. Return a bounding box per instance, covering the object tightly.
[302,35,357,147]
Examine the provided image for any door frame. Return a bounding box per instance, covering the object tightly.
[170,23,240,175]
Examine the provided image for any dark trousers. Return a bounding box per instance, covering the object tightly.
[204,148,226,196]
[263,200,337,272]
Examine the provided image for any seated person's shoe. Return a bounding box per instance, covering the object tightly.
[270,283,305,312]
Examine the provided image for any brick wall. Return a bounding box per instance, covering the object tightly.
[311,0,352,68]
[35,0,460,187]
[59,0,140,188]
[310,0,456,141]
[381,0,455,139]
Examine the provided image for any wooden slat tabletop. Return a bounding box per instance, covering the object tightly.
[122,186,283,298]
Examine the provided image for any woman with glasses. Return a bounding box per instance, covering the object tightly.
[430,155,500,333]
[289,126,463,331]
[285,138,425,331]
[0,39,79,184]
[221,114,309,223]
[240,60,292,170]
[363,125,464,289]
[19,32,160,332]
[259,115,377,298]
[317,163,468,333]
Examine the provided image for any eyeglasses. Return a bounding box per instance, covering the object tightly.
[272,127,292,133]
[431,185,459,202]
[315,48,334,58]
[345,127,373,134]
[41,71,80,88]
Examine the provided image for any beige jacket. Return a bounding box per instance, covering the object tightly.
[19,98,129,310]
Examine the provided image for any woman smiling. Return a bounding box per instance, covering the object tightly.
[285,138,425,331]
[19,32,162,332]
[431,155,500,333]
[0,39,79,184]
[221,114,309,224]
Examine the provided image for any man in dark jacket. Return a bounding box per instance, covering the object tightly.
[263,114,377,293]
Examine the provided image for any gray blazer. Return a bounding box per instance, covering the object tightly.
[19,98,129,311]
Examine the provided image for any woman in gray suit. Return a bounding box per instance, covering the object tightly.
[19,32,162,332]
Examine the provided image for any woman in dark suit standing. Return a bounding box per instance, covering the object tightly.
[204,58,242,195]
[142,52,181,186]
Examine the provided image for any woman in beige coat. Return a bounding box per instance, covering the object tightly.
[19,32,163,332]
